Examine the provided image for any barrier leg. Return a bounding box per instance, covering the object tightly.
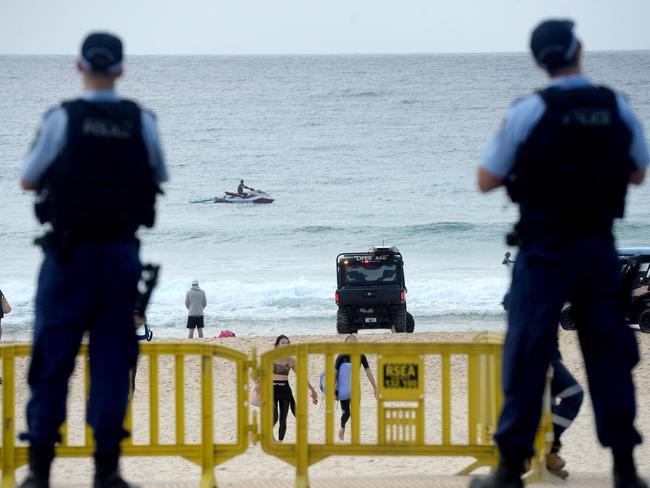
[200,353,217,488]
[294,348,310,488]
[2,350,17,488]
[456,460,483,476]
[200,469,217,488]
[295,466,309,488]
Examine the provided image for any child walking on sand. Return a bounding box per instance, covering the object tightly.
[335,334,377,441]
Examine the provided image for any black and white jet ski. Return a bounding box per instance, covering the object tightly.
[191,189,274,204]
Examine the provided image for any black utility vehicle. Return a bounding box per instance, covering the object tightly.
[560,247,650,333]
[335,246,414,334]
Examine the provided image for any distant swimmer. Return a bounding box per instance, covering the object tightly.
[237,179,252,195]
[502,251,515,266]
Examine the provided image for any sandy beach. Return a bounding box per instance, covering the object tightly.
[8,330,650,485]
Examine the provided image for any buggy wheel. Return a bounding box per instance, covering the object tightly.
[639,309,650,333]
[559,306,576,331]
[392,306,407,333]
[406,312,415,333]
[336,308,352,334]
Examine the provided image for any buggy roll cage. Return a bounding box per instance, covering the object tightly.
[336,247,403,263]
[336,248,405,288]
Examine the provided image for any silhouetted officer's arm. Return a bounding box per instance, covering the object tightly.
[630,168,646,185]
[479,95,545,194]
[21,180,39,191]
[20,107,67,192]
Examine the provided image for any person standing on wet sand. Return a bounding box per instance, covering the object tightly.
[472,19,648,488]
[18,31,167,488]
[0,287,6,383]
[0,288,7,340]
[185,279,207,338]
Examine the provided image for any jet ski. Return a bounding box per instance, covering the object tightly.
[191,189,274,204]
[216,189,274,204]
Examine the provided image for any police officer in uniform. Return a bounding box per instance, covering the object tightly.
[472,20,648,488]
[19,32,167,488]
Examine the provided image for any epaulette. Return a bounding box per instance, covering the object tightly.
[511,95,527,107]
[142,108,157,120]
[43,105,62,120]
[511,92,539,108]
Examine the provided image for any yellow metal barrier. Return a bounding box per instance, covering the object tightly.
[0,343,252,488]
[257,336,554,488]
[472,332,555,484]
[0,337,553,488]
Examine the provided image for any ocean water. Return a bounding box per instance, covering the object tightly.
[1,52,650,340]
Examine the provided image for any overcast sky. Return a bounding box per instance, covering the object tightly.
[1,0,649,55]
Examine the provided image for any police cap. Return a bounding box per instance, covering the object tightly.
[530,19,579,70]
[80,32,123,73]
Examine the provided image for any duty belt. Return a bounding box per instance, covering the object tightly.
[35,229,139,261]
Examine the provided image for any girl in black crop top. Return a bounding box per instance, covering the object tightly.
[272,335,318,442]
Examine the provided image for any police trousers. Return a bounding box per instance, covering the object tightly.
[550,357,583,443]
[494,237,641,459]
[22,242,141,454]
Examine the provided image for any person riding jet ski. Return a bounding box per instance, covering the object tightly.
[237,180,252,196]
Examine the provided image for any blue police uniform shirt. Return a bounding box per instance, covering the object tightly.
[481,74,650,178]
[21,90,168,185]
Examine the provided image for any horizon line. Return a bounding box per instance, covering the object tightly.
[1,48,648,57]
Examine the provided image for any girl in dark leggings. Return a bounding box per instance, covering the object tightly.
[339,399,352,432]
[272,335,318,442]
[335,334,378,441]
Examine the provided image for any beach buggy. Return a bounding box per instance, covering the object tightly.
[560,247,650,333]
[335,246,414,334]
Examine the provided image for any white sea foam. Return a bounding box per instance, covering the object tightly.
[1,275,509,341]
